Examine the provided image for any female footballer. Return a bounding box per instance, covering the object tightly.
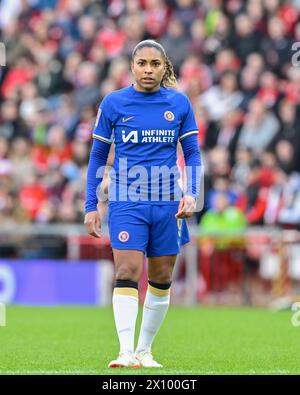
[85,40,201,368]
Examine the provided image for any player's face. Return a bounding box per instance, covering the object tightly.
[131,47,166,92]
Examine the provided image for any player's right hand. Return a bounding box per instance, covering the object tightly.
[84,210,102,238]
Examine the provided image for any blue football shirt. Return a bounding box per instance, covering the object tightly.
[92,84,198,204]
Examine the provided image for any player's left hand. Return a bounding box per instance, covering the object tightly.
[175,195,196,219]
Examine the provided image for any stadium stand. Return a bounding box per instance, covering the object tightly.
[1,0,300,228]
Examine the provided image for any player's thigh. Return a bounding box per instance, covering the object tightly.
[148,254,177,283]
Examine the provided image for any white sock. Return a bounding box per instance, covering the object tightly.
[136,283,170,353]
[112,287,139,353]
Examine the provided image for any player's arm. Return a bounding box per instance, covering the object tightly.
[176,96,202,219]
[85,96,114,237]
[176,133,202,218]
[84,138,111,237]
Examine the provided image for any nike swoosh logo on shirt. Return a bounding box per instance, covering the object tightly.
[122,116,134,122]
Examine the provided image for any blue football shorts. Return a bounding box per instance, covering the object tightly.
[108,202,190,257]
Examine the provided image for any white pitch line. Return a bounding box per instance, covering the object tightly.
[1,369,300,375]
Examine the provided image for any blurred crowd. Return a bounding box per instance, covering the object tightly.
[0,0,300,228]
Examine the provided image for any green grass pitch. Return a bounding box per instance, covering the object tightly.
[0,305,300,375]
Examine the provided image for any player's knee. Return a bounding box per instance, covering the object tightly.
[149,271,172,284]
[115,263,140,282]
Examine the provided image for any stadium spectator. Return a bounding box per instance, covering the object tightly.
[257,70,281,109]
[161,17,189,74]
[239,66,259,112]
[206,175,238,210]
[231,147,253,189]
[214,48,241,75]
[201,191,247,234]
[236,160,269,225]
[19,172,48,221]
[73,61,101,112]
[275,140,298,174]
[264,167,300,227]
[261,16,293,75]
[237,97,280,155]
[273,99,300,170]
[232,13,261,61]
[179,54,212,97]
[9,137,35,188]
[200,70,242,121]
[206,145,231,178]
[173,0,199,30]
[0,136,11,177]
[204,108,242,163]
[204,13,232,61]
[0,99,29,140]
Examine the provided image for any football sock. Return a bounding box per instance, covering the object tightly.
[136,280,171,353]
[112,279,139,353]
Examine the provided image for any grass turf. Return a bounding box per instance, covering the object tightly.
[0,305,300,375]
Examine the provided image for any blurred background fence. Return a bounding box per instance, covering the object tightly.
[1,224,300,307]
